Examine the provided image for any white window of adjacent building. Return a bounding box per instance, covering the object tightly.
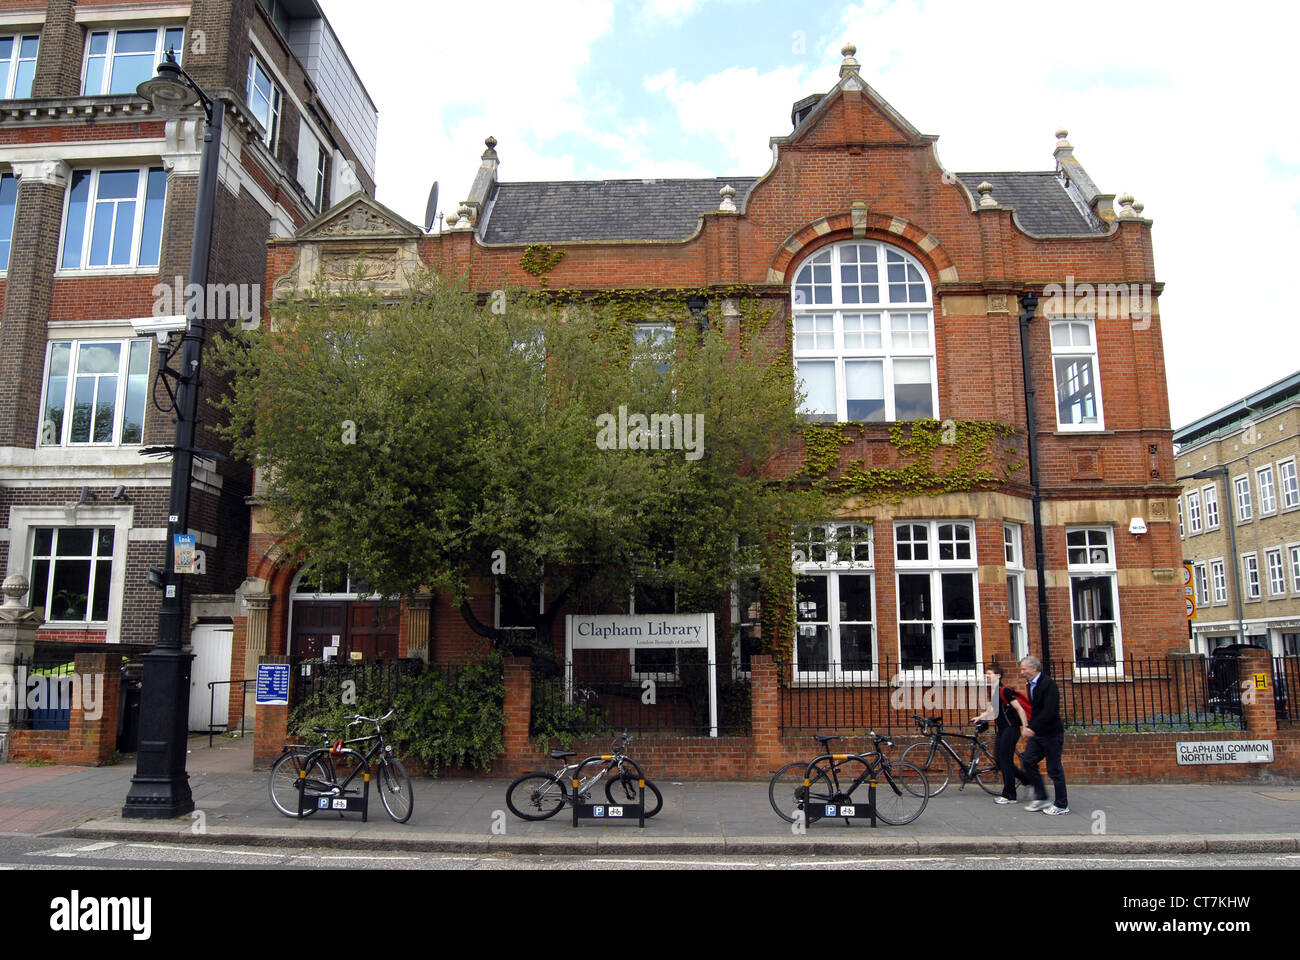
[28,527,115,623]
[1202,483,1220,530]
[1050,319,1103,430]
[1185,490,1202,535]
[791,241,936,423]
[1210,558,1227,604]
[632,323,675,377]
[1177,498,1184,539]
[794,523,875,680]
[0,172,16,272]
[1193,562,1210,607]
[1004,523,1027,662]
[1289,544,1300,594]
[246,53,283,150]
[1279,458,1299,511]
[1066,527,1121,667]
[1256,465,1278,516]
[315,149,328,212]
[1241,552,1261,601]
[38,339,151,446]
[895,521,979,673]
[82,26,183,96]
[1266,549,1287,597]
[1,33,38,99]
[59,167,167,270]
[1234,475,1252,522]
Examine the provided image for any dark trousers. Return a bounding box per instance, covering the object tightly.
[1020,730,1068,807]
[996,725,1029,799]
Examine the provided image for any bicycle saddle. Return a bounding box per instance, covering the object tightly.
[813,734,839,745]
[312,726,339,735]
[550,750,576,760]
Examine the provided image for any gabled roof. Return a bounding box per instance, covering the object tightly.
[479,178,759,244]
[296,191,422,241]
[957,173,1102,236]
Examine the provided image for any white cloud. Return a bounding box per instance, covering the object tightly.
[639,0,706,23]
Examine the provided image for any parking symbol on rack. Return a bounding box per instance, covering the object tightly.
[594,805,605,817]
[826,805,837,817]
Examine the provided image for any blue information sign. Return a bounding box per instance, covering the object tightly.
[256,663,290,705]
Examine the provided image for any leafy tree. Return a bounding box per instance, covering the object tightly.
[211,275,826,659]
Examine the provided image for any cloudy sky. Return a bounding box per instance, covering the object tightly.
[316,0,1300,430]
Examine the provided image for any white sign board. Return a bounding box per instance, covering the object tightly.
[568,613,711,649]
[1176,740,1274,765]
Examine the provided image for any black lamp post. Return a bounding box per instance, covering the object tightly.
[123,51,224,818]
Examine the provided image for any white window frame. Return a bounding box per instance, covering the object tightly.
[893,520,980,677]
[1049,317,1105,431]
[1185,489,1202,535]
[632,322,675,377]
[1202,483,1220,530]
[1234,474,1252,522]
[1065,526,1123,671]
[1210,557,1227,605]
[1265,548,1287,598]
[37,338,151,447]
[1004,523,1027,662]
[246,52,283,151]
[1177,497,1184,539]
[792,522,876,681]
[27,526,118,624]
[1193,562,1209,607]
[791,241,937,424]
[1288,543,1300,595]
[57,166,167,272]
[1278,458,1299,511]
[314,146,328,212]
[0,170,16,274]
[1241,552,1261,601]
[6,505,131,644]
[1256,464,1278,517]
[81,25,183,97]
[1,32,39,99]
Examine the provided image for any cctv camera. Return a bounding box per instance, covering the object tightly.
[131,314,189,344]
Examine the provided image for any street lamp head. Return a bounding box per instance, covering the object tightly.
[136,48,200,116]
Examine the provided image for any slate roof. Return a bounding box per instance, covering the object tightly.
[480,178,760,244]
[956,172,1100,236]
[477,171,1102,244]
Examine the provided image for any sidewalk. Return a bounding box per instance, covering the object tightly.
[3,737,1298,855]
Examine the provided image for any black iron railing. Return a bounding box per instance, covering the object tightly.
[6,655,77,731]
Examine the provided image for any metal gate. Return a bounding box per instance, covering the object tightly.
[189,624,233,732]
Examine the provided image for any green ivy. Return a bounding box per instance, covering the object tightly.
[519,243,565,282]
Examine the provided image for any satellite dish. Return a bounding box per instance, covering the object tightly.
[424,181,439,233]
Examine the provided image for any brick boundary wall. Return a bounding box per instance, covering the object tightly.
[8,654,123,766]
[252,653,1299,782]
[252,655,291,769]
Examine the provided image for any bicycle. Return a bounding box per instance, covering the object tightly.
[289,707,415,823]
[268,728,338,818]
[899,715,1015,798]
[768,732,929,826]
[505,730,663,821]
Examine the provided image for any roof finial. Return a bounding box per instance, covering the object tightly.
[1117,193,1138,219]
[840,43,860,78]
[1132,200,1145,217]
[1054,128,1074,162]
[482,135,498,159]
[718,183,737,213]
[977,181,997,208]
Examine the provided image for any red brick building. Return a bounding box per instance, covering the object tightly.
[0,0,375,729]
[249,46,1183,699]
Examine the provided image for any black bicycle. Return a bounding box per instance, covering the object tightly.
[899,715,1014,798]
[285,707,414,823]
[505,730,663,821]
[768,732,929,826]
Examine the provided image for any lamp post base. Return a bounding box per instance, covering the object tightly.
[122,646,195,819]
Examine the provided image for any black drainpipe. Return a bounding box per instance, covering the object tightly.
[1018,291,1052,673]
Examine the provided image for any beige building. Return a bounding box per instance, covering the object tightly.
[1174,370,1300,656]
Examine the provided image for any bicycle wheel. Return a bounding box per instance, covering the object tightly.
[378,756,414,823]
[873,760,929,826]
[767,761,833,824]
[268,751,331,818]
[604,773,663,818]
[970,740,1001,796]
[825,756,874,823]
[505,772,568,821]
[900,740,952,797]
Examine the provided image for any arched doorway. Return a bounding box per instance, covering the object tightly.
[288,568,400,661]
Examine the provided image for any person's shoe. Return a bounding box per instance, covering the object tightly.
[995,796,1017,804]
[1024,799,1052,811]
[1042,804,1071,815]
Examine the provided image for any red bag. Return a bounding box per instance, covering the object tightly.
[1002,686,1032,724]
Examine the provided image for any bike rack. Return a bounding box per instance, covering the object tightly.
[800,756,878,828]
[298,746,371,822]
[570,755,647,828]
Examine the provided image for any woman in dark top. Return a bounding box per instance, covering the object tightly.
[972,665,1030,804]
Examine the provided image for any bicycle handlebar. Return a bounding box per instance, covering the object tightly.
[345,706,398,727]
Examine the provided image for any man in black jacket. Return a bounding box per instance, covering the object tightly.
[1018,655,1069,814]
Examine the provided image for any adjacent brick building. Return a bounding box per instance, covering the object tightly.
[247,45,1186,701]
[0,0,376,729]
[1175,369,1300,656]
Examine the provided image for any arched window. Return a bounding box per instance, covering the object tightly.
[791,241,936,422]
